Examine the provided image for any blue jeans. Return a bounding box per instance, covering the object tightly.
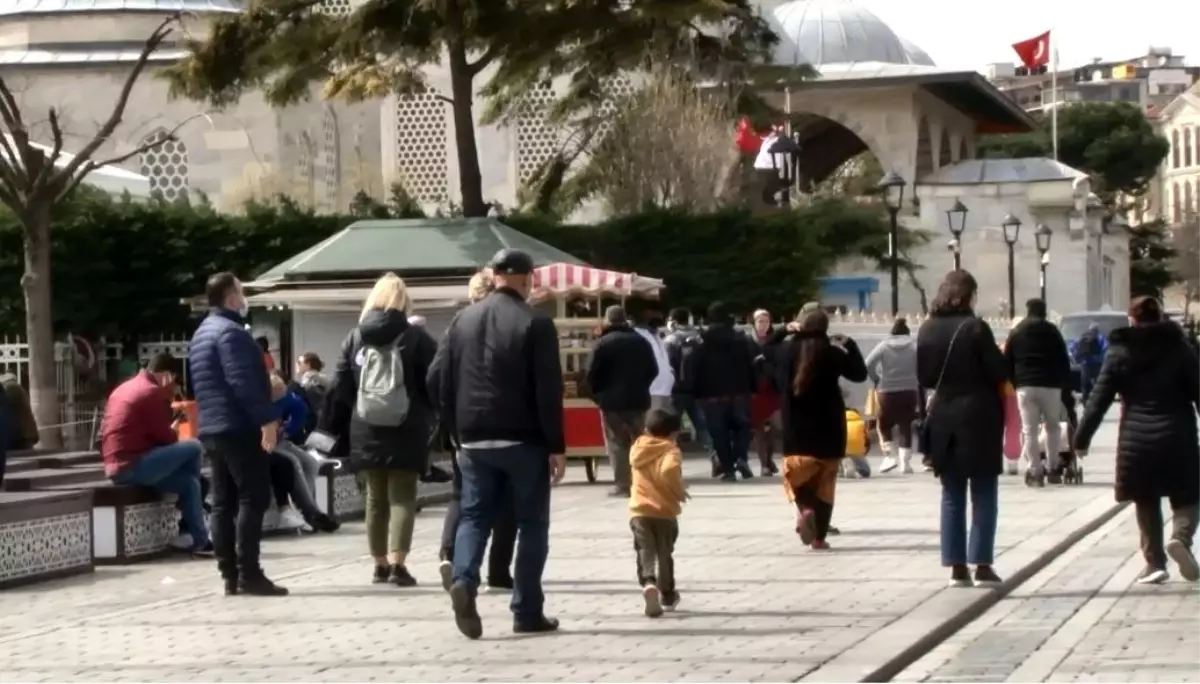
[701,397,752,474]
[672,393,712,451]
[453,443,550,621]
[1080,364,1100,403]
[940,473,998,566]
[113,440,209,548]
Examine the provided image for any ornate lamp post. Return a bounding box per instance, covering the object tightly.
[877,171,907,316]
[946,199,968,270]
[1035,224,1053,303]
[1002,213,1022,319]
[767,132,801,206]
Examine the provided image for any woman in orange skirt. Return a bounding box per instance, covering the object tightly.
[764,307,868,549]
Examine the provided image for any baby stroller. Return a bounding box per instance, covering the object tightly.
[1027,392,1083,486]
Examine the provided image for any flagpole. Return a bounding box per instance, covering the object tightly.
[1050,31,1059,161]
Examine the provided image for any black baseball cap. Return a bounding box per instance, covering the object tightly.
[487,248,534,275]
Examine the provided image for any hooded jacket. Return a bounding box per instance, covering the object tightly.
[684,323,757,399]
[1075,322,1199,504]
[335,308,438,472]
[863,335,919,393]
[628,435,686,519]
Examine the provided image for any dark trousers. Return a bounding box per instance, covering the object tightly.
[1080,364,1100,403]
[602,410,646,490]
[672,393,712,451]
[1135,498,1199,569]
[203,432,271,580]
[940,473,999,566]
[630,516,678,600]
[453,443,550,621]
[701,396,751,474]
[441,450,517,582]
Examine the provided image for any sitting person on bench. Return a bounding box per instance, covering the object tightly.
[268,373,338,533]
[101,353,214,557]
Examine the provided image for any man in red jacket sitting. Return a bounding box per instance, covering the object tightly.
[102,353,213,556]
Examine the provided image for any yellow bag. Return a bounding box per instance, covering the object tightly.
[845,409,869,457]
[863,388,880,417]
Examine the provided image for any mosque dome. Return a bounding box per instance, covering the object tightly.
[0,0,243,15]
[766,0,936,68]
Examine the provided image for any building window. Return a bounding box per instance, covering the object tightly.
[1172,129,1180,168]
[515,82,558,187]
[317,0,352,16]
[1186,129,1194,167]
[295,131,316,206]
[137,129,189,202]
[1102,256,1115,307]
[395,88,449,204]
[322,107,340,212]
[1186,181,1195,218]
[1173,182,1182,223]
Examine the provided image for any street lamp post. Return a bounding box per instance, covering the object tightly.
[767,131,801,206]
[1035,224,1053,304]
[878,171,907,316]
[946,199,968,270]
[1002,213,1022,319]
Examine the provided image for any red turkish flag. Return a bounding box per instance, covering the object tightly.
[735,117,764,155]
[1012,31,1051,69]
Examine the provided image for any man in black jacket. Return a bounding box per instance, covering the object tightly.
[685,301,758,480]
[587,305,657,497]
[1004,298,1072,484]
[427,248,565,640]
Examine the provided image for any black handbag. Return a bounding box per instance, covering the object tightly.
[917,319,971,458]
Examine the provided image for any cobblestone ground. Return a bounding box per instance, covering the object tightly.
[897,507,1200,684]
[0,419,1125,682]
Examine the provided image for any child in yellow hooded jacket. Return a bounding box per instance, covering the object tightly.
[629,409,689,618]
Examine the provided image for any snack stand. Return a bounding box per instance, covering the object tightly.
[529,263,666,483]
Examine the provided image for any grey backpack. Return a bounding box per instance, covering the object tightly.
[355,332,410,427]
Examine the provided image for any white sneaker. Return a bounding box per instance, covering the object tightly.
[879,457,898,474]
[1136,566,1169,585]
[169,533,194,550]
[1005,460,1019,475]
[439,560,453,592]
[898,448,914,474]
[899,460,914,475]
[277,507,311,532]
[1166,540,1199,582]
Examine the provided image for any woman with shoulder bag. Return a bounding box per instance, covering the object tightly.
[917,270,1008,588]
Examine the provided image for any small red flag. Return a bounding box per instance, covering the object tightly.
[735,117,764,155]
[1012,31,1051,69]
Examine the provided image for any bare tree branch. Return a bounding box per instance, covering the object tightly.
[55,119,187,203]
[56,14,177,183]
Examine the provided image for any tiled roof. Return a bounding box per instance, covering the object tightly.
[921,158,1088,185]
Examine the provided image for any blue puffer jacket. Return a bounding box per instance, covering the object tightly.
[188,309,279,437]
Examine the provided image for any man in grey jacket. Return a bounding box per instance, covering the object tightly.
[863,318,921,474]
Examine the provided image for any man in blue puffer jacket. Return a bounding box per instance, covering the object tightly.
[188,272,284,597]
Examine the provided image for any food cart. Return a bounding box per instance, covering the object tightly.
[529,263,666,483]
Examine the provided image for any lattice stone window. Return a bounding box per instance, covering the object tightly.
[593,76,635,145]
[515,83,559,185]
[296,131,316,205]
[137,129,189,202]
[395,90,449,204]
[322,108,340,211]
[317,0,352,17]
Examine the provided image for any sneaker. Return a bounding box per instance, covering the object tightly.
[827,526,841,536]
[608,487,631,498]
[796,509,816,545]
[190,541,216,558]
[1024,470,1045,488]
[169,533,194,551]
[642,585,664,617]
[760,460,778,477]
[439,560,453,591]
[1005,460,1019,476]
[973,565,1003,586]
[735,460,754,479]
[262,508,281,530]
[662,591,681,612]
[711,458,721,478]
[307,513,340,533]
[372,564,389,584]
[720,473,737,482]
[1135,565,1169,585]
[277,507,311,532]
[238,575,289,597]
[388,565,418,587]
[879,457,898,473]
[449,581,483,640]
[948,564,971,587]
[810,539,831,551]
[1166,539,1199,582]
[899,460,914,475]
[513,615,560,634]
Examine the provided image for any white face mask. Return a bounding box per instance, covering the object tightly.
[236,296,249,318]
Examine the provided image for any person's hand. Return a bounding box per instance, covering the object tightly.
[549,453,566,484]
[786,321,801,332]
[261,422,279,453]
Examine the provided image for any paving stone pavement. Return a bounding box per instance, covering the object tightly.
[0,418,1124,682]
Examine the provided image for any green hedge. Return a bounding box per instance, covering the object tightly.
[0,192,895,337]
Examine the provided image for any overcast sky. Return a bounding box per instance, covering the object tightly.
[849,0,1200,72]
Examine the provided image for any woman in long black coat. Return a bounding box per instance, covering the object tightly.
[1075,296,1199,585]
[916,270,1008,588]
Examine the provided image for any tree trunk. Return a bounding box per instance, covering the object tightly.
[447,41,487,218]
[21,207,63,449]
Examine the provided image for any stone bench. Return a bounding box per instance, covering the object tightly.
[314,455,455,522]
[0,490,94,588]
[1,465,107,492]
[45,482,178,565]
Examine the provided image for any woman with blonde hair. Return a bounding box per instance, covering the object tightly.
[434,268,517,592]
[334,272,438,586]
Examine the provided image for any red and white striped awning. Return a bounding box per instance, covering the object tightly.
[530,263,664,299]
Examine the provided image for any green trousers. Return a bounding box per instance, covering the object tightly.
[363,469,419,559]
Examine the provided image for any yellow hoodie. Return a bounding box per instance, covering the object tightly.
[628,435,687,519]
